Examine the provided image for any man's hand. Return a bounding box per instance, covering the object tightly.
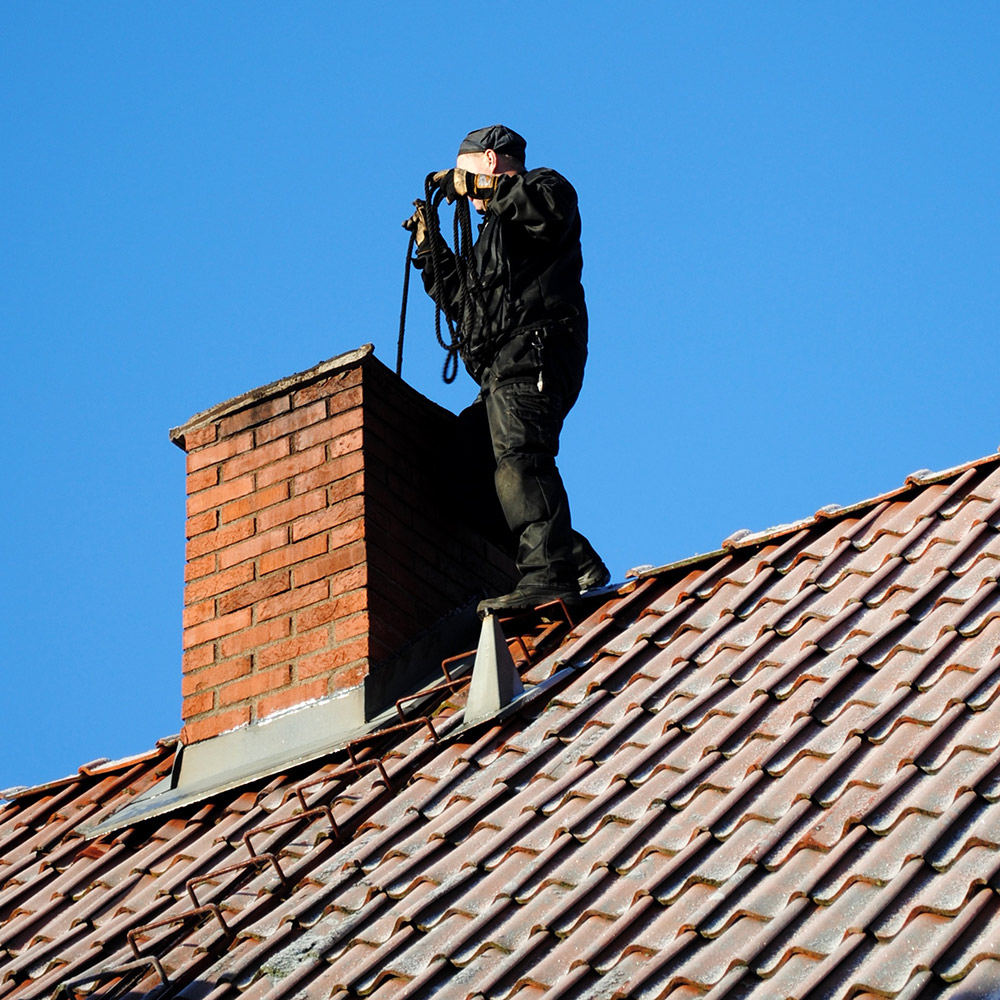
[432,169,460,203]
[432,169,499,204]
[401,200,428,250]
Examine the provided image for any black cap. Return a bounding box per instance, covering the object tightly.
[458,124,527,161]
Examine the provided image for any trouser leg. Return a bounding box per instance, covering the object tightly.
[485,380,577,590]
[453,401,516,556]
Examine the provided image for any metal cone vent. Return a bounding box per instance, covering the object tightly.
[465,614,525,726]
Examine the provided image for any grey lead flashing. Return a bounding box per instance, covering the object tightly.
[78,687,374,838]
[77,606,485,839]
[169,343,375,449]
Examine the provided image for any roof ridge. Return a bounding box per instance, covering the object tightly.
[630,447,1000,582]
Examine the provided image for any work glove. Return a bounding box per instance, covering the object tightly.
[401,200,429,252]
[432,169,499,204]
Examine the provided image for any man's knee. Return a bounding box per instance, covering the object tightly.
[486,381,564,464]
[494,452,561,530]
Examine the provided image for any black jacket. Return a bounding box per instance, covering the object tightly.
[416,167,588,386]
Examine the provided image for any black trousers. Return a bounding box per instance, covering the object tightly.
[455,326,601,590]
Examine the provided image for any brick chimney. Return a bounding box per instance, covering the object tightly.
[170,345,515,745]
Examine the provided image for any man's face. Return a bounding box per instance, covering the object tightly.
[456,151,492,211]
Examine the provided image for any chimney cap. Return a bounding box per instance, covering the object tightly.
[169,343,375,450]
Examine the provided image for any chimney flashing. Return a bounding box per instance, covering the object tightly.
[79,684,370,838]
[79,603,486,838]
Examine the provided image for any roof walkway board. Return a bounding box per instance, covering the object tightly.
[3,452,1000,1000]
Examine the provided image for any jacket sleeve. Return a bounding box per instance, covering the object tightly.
[413,233,463,320]
[486,169,578,243]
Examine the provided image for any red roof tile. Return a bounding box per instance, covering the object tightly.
[4,449,1000,998]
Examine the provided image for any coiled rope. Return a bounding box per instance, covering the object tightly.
[397,173,483,383]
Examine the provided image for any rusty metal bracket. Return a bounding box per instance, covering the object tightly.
[441,648,476,681]
[243,806,339,856]
[508,635,533,664]
[347,717,438,763]
[294,758,391,812]
[395,678,467,721]
[54,956,170,998]
[497,597,576,630]
[534,597,576,628]
[186,854,287,909]
[128,905,230,958]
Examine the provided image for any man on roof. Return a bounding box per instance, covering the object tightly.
[406,124,608,614]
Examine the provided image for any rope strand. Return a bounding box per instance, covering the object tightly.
[397,175,484,384]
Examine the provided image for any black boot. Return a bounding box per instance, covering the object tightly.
[572,531,610,592]
[477,582,580,617]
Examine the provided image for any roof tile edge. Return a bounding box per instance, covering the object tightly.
[634,448,1000,582]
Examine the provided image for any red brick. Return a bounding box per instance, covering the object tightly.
[182,598,215,629]
[255,400,327,444]
[291,367,361,406]
[312,384,362,419]
[330,662,367,691]
[295,590,367,631]
[183,644,215,672]
[259,534,328,575]
[292,541,366,587]
[219,394,290,437]
[184,423,218,449]
[293,450,364,495]
[181,691,214,718]
[186,518,255,560]
[290,496,364,542]
[187,431,253,473]
[257,679,329,720]
[335,611,369,641]
[257,629,330,668]
[219,616,292,658]
[220,482,289,524]
[185,509,218,539]
[257,580,328,621]
[182,657,252,694]
[256,489,328,533]
[182,608,252,650]
[297,638,369,680]
[185,563,255,605]
[217,527,288,570]
[328,472,365,505]
[218,666,291,706]
[217,571,291,616]
[328,427,363,461]
[221,436,290,481]
[256,446,326,488]
[187,465,219,495]
[328,564,367,598]
[185,553,216,582]
[294,409,363,451]
[186,475,254,517]
[182,706,250,744]
[330,520,365,550]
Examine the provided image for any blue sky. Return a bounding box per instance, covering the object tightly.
[3,3,998,791]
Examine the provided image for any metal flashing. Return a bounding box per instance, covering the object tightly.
[78,608,485,838]
[79,686,371,837]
